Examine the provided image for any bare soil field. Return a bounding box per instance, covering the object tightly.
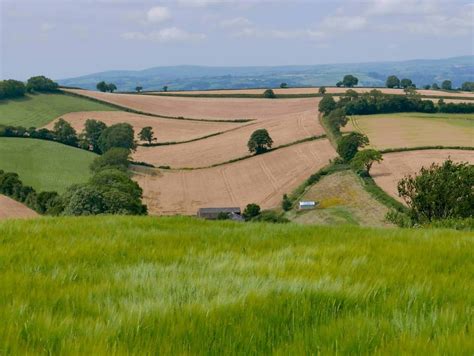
[371,149,474,202]
[0,195,38,220]
[133,108,324,168]
[63,89,319,120]
[290,170,391,227]
[151,87,474,99]
[346,113,474,149]
[46,111,245,143]
[133,139,336,215]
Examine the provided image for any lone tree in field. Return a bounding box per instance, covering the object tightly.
[318,95,336,115]
[337,132,369,161]
[441,80,452,91]
[280,83,288,88]
[248,129,273,154]
[400,78,413,89]
[96,81,108,92]
[318,86,326,94]
[351,149,383,175]
[162,86,168,92]
[53,118,78,146]
[397,160,474,223]
[385,75,400,88]
[342,75,358,87]
[135,86,143,93]
[432,83,440,90]
[263,89,276,98]
[138,126,156,144]
[336,81,343,87]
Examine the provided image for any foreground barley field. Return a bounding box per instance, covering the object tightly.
[0,216,472,354]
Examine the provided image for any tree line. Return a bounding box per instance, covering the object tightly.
[0,76,59,100]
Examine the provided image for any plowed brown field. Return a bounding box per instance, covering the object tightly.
[133,107,324,168]
[133,139,336,215]
[63,89,319,121]
[46,111,245,143]
[371,149,474,202]
[0,195,38,220]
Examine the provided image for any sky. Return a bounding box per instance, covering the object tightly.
[1,0,473,80]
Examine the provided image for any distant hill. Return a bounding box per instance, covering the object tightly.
[58,56,474,92]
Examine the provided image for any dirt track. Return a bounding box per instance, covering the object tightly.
[133,139,336,215]
[0,195,38,220]
[47,111,245,143]
[371,149,474,202]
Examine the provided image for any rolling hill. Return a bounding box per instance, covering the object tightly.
[58,56,474,91]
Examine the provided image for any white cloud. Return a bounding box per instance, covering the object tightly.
[366,0,438,16]
[40,23,56,32]
[146,6,171,23]
[219,17,252,28]
[122,27,206,43]
[320,16,367,32]
[234,27,325,40]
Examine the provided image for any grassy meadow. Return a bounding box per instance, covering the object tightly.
[0,92,117,127]
[0,216,472,354]
[0,138,96,192]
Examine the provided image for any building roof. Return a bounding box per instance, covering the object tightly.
[299,201,316,206]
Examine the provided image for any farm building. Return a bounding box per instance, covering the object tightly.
[299,201,317,210]
[197,207,242,220]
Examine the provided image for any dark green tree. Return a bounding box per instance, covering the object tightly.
[441,80,452,91]
[400,78,413,89]
[90,147,130,173]
[282,194,292,211]
[62,184,108,215]
[83,119,107,152]
[461,82,474,91]
[107,83,117,93]
[96,81,108,92]
[336,132,369,161]
[397,160,474,223]
[342,75,358,87]
[243,203,261,221]
[318,86,326,94]
[327,108,348,132]
[423,84,431,90]
[351,149,383,174]
[138,126,156,144]
[280,83,288,88]
[336,81,343,87]
[163,86,168,92]
[135,86,143,93]
[53,118,78,146]
[385,75,400,88]
[432,83,440,90]
[318,94,336,115]
[98,123,136,153]
[263,89,276,98]
[26,76,59,92]
[247,129,273,154]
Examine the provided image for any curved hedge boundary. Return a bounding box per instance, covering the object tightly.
[380,146,474,154]
[61,90,254,123]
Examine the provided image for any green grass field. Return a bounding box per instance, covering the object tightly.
[0,216,472,354]
[0,92,117,128]
[352,112,474,128]
[0,138,97,192]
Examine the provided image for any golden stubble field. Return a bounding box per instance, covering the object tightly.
[133,139,337,215]
[371,149,474,202]
[0,195,38,220]
[46,111,246,143]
